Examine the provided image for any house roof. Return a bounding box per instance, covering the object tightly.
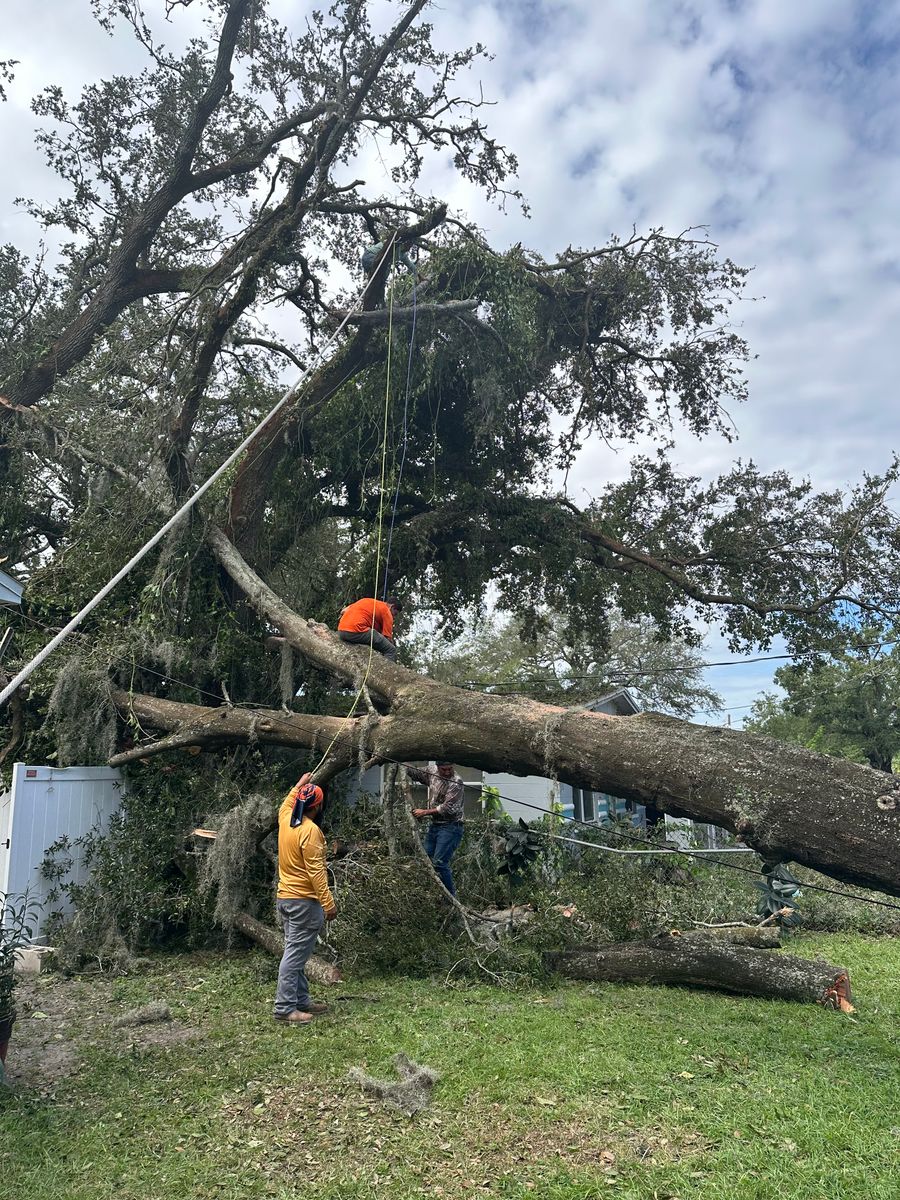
[0,568,23,607]
[585,688,642,715]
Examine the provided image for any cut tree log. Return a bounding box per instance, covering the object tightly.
[676,926,782,948]
[547,937,853,1009]
[231,910,342,985]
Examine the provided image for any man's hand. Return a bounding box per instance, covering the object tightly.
[325,905,338,922]
[412,808,429,819]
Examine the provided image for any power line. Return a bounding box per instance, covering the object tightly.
[438,639,900,695]
[4,614,892,913]
[4,502,898,911]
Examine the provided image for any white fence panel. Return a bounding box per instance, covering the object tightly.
[1,763,124,941]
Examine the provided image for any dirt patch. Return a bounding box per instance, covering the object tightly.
[113,1021,202,1051]
[2,976,101,1093]
[4,971,202,1093]
[3,1039,81,1093]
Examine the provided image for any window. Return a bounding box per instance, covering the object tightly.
[573,788,598,823]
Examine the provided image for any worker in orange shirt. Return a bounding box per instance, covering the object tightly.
[273,773,336,1025]
[337,596,403,662]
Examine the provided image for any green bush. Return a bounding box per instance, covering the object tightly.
[40,762,222,970]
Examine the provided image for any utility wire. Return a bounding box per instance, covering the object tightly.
[11,622,890,911]
[483,790,900,913]
[439,639,900,694]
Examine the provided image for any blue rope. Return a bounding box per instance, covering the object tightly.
[382,264,418,599]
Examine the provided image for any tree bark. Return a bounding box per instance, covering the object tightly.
[547,938,852,1007]
[231,910,341,986]
[111,675,900,902]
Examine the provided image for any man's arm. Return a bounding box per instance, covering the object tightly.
[405,764,441,818]
[283,771,312,806]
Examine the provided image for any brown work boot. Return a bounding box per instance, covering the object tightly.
[299,1001,328,1015]
[273,1010,314,1025]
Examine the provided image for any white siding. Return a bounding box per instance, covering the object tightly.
[482,772,561,823]
[1,763,123,942]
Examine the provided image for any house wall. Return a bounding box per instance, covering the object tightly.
[481,772,560,823]
[480,693,649,827]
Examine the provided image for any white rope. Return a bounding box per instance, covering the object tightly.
[0,242,395,711]
[533,827,757,857]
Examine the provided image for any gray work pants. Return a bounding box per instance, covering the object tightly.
[273,897,325,1017]
[338,628,398,662]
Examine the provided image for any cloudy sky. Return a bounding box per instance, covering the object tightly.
[3,0,899,721]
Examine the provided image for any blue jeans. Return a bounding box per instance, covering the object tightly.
[424,822,464,896]
[273,898,324,1017]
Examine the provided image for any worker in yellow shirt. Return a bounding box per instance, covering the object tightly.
[273,772,337,1025]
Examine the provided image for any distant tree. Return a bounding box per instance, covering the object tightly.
[746,641,900,772]
[411,611,722,718]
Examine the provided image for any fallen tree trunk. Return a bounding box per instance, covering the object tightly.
[231,910,342,986]
[106,528,900,900]
[547,938,853,1008]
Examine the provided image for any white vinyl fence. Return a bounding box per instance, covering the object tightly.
[0,763,123,942]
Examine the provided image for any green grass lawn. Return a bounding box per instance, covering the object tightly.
[1,934,898,1200]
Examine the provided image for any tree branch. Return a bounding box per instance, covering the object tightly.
[3,0,253,410]
[339,299,478,326]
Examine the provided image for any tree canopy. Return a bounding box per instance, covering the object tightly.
[411,610,722,719]
[3,0,900,684]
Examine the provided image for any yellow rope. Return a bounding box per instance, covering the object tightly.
[311,243,398,774]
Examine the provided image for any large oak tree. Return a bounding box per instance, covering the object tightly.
[1,0,899,899]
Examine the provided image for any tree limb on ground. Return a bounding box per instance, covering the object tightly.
[231,910,341,987]
[546,937,853,1008]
